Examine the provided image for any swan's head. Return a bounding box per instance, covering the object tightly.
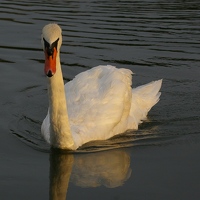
[41,23,62,77]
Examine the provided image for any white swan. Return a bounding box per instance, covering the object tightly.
[41,23,162,150]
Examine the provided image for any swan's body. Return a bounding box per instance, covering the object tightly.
[41,24,162,150]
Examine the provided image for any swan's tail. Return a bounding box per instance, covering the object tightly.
[127,79,162,129]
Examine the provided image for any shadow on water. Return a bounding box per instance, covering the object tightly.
[50,148,131,200]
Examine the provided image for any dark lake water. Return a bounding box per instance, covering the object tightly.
[0,0,200,199]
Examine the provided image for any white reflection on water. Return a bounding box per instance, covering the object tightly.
[50,149,131,200]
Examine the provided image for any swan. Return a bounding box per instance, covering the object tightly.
[41,23,162,150]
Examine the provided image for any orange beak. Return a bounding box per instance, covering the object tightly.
[44,47,57,77]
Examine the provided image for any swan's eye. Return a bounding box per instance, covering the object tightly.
[43,38,50,49]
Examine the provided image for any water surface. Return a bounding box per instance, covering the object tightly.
[0,0,200,199]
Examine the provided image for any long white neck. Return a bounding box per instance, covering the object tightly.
[47,52,75,150]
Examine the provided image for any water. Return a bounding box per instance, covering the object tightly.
[0,0,200,199]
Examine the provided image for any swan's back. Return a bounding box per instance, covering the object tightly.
[42,65,162,149]
[66,65,133,148]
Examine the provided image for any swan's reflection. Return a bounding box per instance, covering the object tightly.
[50,151,74,200]
[49,149,132,200]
